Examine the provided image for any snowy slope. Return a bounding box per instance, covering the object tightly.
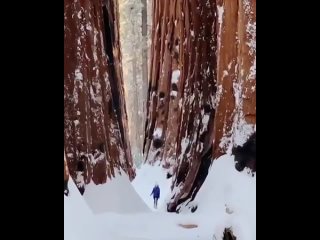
[65,178,148,240]
[181,155,256,240]
[64,179,104,240]
[65,177,204,240]
[132,163,172,211]
[131,155,256,239]
[65,155,255,240]
[84,171,150,214]
[95,211,210,240]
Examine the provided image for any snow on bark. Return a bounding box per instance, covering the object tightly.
[213,0,256,158]
[64,0,135,193]
[143,0,217,212]
[144,0,256,212]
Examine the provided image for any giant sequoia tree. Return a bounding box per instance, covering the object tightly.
[64,0,134,192]
[64,0,255,214]
[119,0,152,165]
[213,0,256,159]
[144,0,256,212]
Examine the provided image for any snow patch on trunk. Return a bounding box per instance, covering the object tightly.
[153,127,163,138]
[171,70,180,84]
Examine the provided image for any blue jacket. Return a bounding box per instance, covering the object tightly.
[151,186,160,198]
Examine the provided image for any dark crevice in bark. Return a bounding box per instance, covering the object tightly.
[232,132,256,173]
[102,3,126,147]
[77,161,85,172]
[144,0,219,210]
[64,0,134,189]
[169,145,213,213]
[102,6,114,63]
[222,228,237,240]
[78,185,85,195]
[64,180,69,196]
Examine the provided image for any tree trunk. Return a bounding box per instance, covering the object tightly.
[64,0,135,193]
[64,151,69,182]
[144,0,256,212]
[119,0,148,166]
[131,20,141,159]
[64,151,70,195]
[141,0,149,161]
[144,0,217,211]
[212,0,256,159]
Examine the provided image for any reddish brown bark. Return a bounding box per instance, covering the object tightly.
[213,0,256,159]
[64,151,69,182]
[144,0,256,212]
[64,0,134,192]
[144,0,217,211]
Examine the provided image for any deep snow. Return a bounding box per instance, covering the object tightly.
[64,154,256,240]
[84,171,150,214]
[131,163,172,211]
[179,155,256,240]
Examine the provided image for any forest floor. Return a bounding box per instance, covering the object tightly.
[64,155,255,240]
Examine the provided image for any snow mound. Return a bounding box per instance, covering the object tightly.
[132,163,172,211]
[64,179,105,240]
[65,178,148,240]
[65,156,255,240]
[182,154,256,240]
[84,171,150,214]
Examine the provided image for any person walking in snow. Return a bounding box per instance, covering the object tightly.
[150,183,160,209]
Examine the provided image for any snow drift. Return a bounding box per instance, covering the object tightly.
[84,171,150,214]
[64,178,149,240]
[180,154,256,240]
[65,155,255,240]
[64,179,103,240]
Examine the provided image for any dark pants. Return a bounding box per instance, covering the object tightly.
[154,197,159,208]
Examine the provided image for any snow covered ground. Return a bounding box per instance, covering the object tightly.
[180,155,256,240]
[131,163,172,211]
[64,155,256,240]
[84,171,150,214]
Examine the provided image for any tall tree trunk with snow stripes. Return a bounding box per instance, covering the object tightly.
[64,0,135,193]
[143,0,217,212]
[144,0,256,212]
